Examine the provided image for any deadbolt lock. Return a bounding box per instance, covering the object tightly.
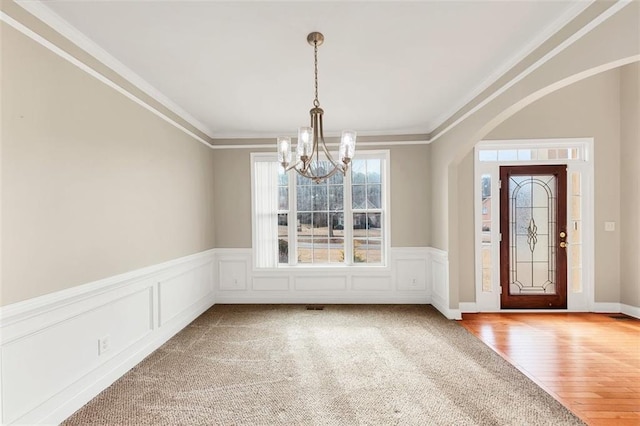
[559,232,566,238]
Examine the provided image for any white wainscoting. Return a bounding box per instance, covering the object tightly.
[0,250,215,425]
[424,248,460,320]
[213,248,451,311]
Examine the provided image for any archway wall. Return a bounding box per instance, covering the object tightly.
[458,68,624,306]
[428,1,639,310]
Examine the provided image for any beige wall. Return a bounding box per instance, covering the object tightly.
[1,24,216,306]
[469,68,622,304]
[212,145,430,248]
[620,63,640,308]
[456,151,476,303]
[429,2,639,309]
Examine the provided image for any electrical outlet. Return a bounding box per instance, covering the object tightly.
[98,335,111,356]
[604,222,615,232]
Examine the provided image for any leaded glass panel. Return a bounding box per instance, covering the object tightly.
[509,175,557,295]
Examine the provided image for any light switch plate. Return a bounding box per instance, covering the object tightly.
[604,222,615,232]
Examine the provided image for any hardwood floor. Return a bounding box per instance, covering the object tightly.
[460,312,640,426]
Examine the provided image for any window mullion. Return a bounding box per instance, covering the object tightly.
[344,169,354,265]
[288,171,297,266]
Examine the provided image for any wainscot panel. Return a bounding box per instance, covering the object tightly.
[295,276,347,291]
[352,276,392,291]
[217,254,249,291]
[0,250,215,425]
[427,248,460,320]
[213,248,438,304]
[252,277,290,291]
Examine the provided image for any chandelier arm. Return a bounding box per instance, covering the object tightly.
[317,113,344,172]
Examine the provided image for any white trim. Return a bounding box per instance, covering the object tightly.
[0,249,215,326]
[214,247,433,305]
[13,0,213,137]
[0,11,213,149]
[621,304,640,319]
[426,248,460,320]
[5,0,630,145]
[428,1,591,134]
[213,140,428,150]
[0,250,215,424]
[430,1,632,143]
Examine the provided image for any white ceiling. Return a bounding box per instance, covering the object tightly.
[22,1,589,139]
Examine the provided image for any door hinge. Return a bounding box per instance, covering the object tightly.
[500,287,503,294]
[498,180,502,189]
[499,233,502,242]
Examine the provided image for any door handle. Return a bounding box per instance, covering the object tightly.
[560,241,568,248]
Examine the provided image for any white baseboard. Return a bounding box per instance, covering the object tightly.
[431,297,462,320]
[0,250,216,425]
[621,303,640,319]
[215,294,431,304]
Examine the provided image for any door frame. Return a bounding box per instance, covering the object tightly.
[473,138,594,312]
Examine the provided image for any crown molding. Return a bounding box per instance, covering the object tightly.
[429,0,632,143]
[13,0,215,139]
[427,1,593,135]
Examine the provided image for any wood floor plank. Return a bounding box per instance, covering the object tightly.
[460,313,640,426]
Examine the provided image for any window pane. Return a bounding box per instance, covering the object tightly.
[298,212,312,236]
[367,184,382,209]
[352,160,366,184]
[313,185,327,210]
[312,212,328,235]
[498,150,517,161]
[329,185,343,210]
[297,186,312,211]
[329,238,345,263]
[330,212,344,237]
[367,213,382,237]
[352,185,366,209]
[278,186,288,210]
[367,159,381,183]
[478,150,497,162]
[353,239,367,263]
[278,214,288,264]
[298,237,312,264]
[353,213,367,237]
[296,173,309,186]
[366,239,382,264]
[312,238,328,263]
[329,171,343,185]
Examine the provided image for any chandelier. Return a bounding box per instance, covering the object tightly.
[277,32,357,184]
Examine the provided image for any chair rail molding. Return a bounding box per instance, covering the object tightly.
[0,249,216,425]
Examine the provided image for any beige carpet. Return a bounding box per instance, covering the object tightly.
[64,305,584,425]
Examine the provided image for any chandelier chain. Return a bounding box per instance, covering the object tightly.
[313,40,319,108]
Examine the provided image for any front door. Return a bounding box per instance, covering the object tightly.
[500,165,567,309]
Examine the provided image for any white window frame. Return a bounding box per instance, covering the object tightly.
[251,150,391,270]
[474,138,594,312]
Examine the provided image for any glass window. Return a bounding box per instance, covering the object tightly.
[253,152,388,267]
